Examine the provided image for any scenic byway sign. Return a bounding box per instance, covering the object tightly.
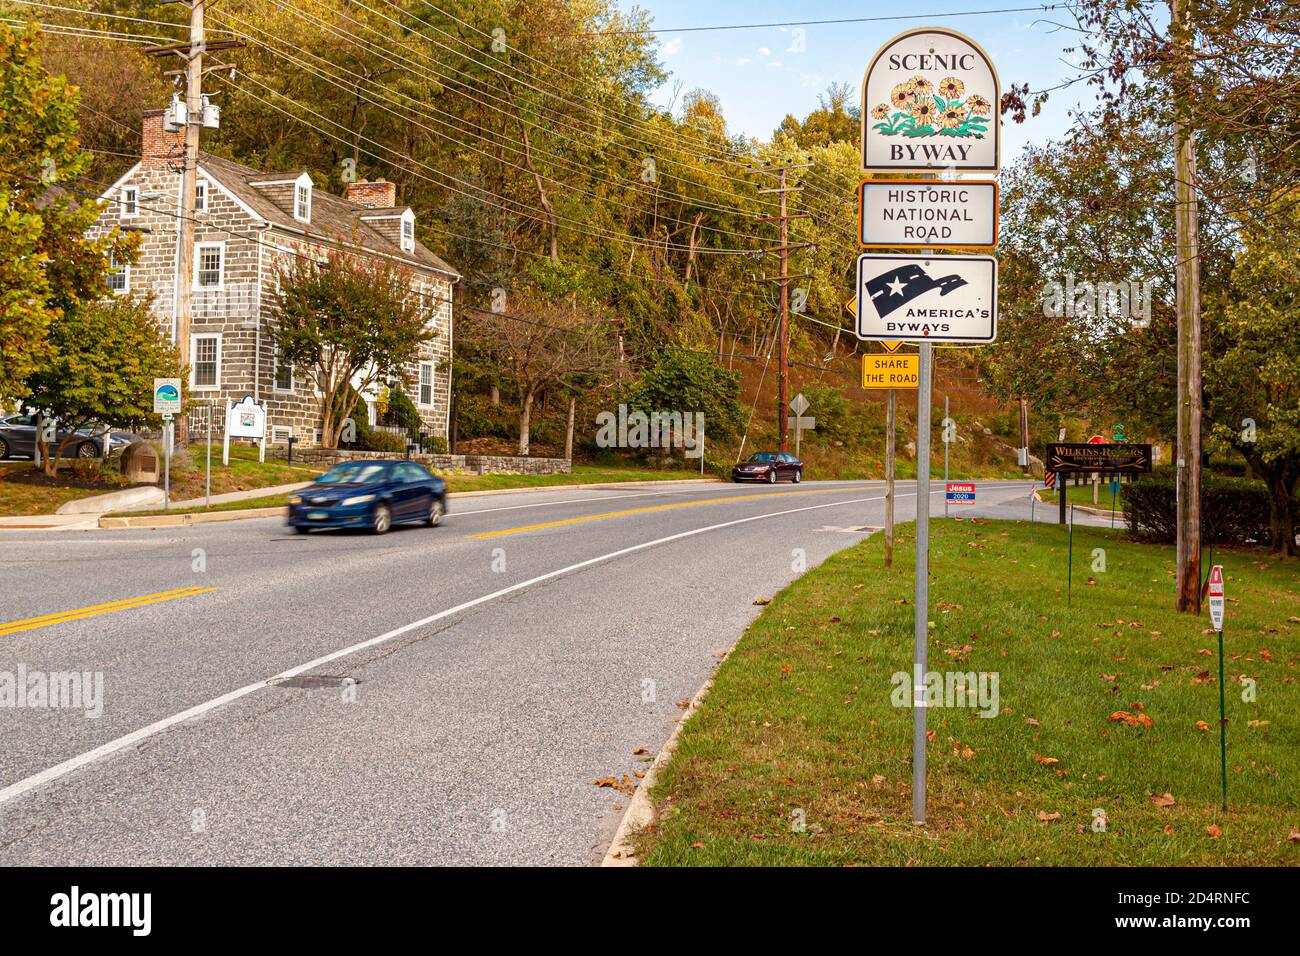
[855,253,997,343]
[859,179,998,249]
[860,27,1001,174]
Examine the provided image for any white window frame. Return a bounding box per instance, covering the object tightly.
[417,361,434,407]
[190,332,222,391]
[194,180,207,212]
[106,255,129,294]
[272,342,294,393]
[120,185,138,218]
[294,176,312,223]
[400,210,415,252]
[194,241,225,290]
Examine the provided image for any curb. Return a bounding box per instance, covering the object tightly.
[601,642,736,867]
[451,478,720,498]
[99,506,286,529]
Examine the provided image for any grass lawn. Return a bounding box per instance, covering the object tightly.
[636,519,1300,866]
[1036,482,1128,511]
[106,493,292,518]
[0,460,130,515]
[441,463,708,493]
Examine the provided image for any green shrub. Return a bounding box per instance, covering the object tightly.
[1123,474,1297,547]
[365,430,407,454]
[426,435,449,454]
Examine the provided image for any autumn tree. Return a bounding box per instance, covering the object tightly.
[270,245,433,448]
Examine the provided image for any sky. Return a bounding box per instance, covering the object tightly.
[623,0,1097,162]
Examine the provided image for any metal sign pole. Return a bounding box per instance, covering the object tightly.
[943,395,950,518]
[912,341,933,825]
[206,401,212,509]
[163,418,171,510]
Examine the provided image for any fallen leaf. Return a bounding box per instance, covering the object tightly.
[1025,717,1040,727]
[1195,720,1211,732]
[632,747,649,755]
[1206,824,1222,840]
[1247,719,1271,729]
[1152,792,1176,809]
[1036,811,1062,822]
[871,774,886,786]
[1034,754,1059,766]
[752,598,771,605]
[1287,828,1300,845]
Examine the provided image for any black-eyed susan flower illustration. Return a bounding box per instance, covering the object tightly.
[871,75,991,139]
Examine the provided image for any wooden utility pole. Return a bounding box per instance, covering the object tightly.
[757,163,811,452]
[1173,0,1203,613]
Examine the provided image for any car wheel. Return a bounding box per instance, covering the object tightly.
[0,437,8,459]
[294,525,311,535]
[372,503,392,535]
[76,441,99,459]
[766,469,777,484]
[425,497,444,527]
[793,469,802,484]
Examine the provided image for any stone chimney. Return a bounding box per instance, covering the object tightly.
[141,108,185,171]
[345,178,397,208]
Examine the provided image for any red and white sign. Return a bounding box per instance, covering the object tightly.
[945,481,976,503]
[1207,564,1225,631]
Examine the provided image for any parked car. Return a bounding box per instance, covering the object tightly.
[287,459,447,534]
[0,414,134,461]
[732,451,803,484]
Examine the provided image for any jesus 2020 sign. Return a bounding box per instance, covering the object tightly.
[861,28,1001,174]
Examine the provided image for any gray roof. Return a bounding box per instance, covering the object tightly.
[199,153,459,279]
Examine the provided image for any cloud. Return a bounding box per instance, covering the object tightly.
[662,37,683,57]
[758,46,771,57]
[735,56,752,67]
[767,60,784,68]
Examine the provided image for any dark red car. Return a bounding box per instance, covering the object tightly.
[732,451,803,484]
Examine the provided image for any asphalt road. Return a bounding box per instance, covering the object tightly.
[0,477,1055,865]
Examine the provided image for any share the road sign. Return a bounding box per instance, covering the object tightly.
[861,353,919,389]
[945,482,976,504]
[1207,565,1225,632]
[855,253,997,343]
[859,179,998,249]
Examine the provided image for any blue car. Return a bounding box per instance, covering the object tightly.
[287,459,447,535]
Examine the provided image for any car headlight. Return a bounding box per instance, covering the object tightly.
[289,495,302,505]
[341,494,375,506]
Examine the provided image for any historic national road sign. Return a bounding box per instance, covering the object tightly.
[861,27,1001,174]
[855,253,997,343]
[859,179,997,249]
[861,353,919,389]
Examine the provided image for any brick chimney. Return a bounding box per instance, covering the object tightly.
[345,177,397,208]
[141,108,185,171]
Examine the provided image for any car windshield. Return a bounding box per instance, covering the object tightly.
[747,453,778,462]
[316,462,391,485]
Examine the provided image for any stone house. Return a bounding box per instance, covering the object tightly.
[90,108,459,446]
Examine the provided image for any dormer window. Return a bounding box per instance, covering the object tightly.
[400,209,415,252]
[294,176,312,223]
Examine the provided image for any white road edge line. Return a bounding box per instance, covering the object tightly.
[0,491,906,809]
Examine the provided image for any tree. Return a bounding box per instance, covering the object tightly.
[270,244,433,448]
[25,293,180,476]
[623,348,745,444]
[1206,210,1300,556]
[467,295,612,456]
[0,23,131,403]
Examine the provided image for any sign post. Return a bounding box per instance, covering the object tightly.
[857,24,1000,826]
[1207,564,1228,811]
[153,378,182,511]
[787,393,815,458]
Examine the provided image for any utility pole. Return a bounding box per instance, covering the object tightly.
[1018,398,1030,475]
[147,5,241,448]
[757,163,812,452]
[1173,0,1203,614]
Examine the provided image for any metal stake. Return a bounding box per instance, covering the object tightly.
[912,341,933,825]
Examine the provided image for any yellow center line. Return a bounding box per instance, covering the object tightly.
[0,586,219,637]
[465,487,846,539]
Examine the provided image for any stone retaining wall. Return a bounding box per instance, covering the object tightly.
[290,447,570,477]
